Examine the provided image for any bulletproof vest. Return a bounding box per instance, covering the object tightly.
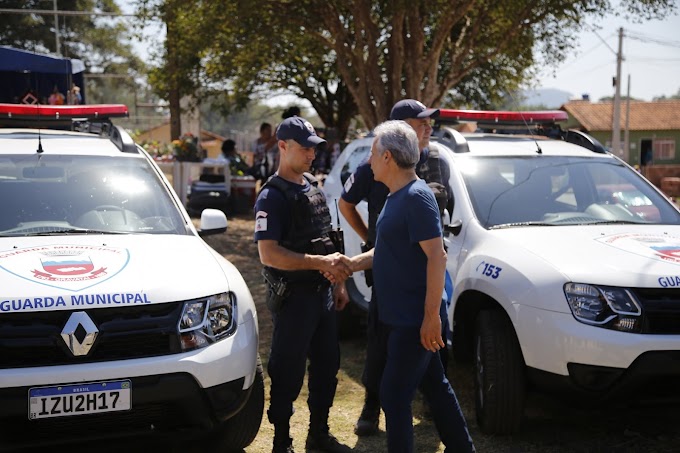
[417,143,449,218]
[262,173,333,282]
[417,143,445,187]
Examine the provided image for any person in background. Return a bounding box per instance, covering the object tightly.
[251,123,277,183]
[48,85,65,105]
[254,116,353,453]
[348,120,475,453]
[221,139,250,176]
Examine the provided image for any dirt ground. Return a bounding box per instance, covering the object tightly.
[204,213,680,453]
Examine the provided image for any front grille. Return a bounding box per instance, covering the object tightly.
[0,302,183,368]
[631,288,680,334]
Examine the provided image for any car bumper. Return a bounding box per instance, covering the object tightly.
[0,372,252,450]
[517,305,680,396]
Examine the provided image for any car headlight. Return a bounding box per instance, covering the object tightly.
[564,283,642,333]
[178,292,238,351]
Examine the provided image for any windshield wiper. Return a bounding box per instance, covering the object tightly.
[489,221,558,229]
[584,220,643,225]
[8,228,127,236]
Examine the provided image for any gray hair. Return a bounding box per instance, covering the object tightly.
[373,120,420,169]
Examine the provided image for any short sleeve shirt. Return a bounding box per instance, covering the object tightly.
[373,179,443,327]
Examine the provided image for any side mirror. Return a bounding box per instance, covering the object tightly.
[443,219,462,236]
[197,208,228,236]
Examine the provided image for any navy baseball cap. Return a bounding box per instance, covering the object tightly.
[276,117,327,148]
[390,99,440,120]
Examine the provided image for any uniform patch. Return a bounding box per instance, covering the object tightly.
[343,173,355,193]
[255,210,268,219]
[255,218,268,232]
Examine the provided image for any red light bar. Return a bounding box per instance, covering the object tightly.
[438,109,568,125]
[0,103,129,120]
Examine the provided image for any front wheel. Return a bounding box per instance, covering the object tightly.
[473,310,526,434]
[211,357,265,451]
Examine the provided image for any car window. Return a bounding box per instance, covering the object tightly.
[340,145,371,185]
[461,156,680,228]
[0,154,187,235]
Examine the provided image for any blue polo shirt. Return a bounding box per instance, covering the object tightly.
[373,179,443,327]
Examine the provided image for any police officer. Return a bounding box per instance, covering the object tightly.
[339,99,453,436]
[254,116,353,453]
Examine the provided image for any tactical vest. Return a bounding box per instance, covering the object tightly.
[417,143,450,219]
[417,144,445,189]
[261,173,333,283]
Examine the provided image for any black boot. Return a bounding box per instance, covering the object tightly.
[354,394,380,436]
[273,421,295,453]
[306,410,352,453]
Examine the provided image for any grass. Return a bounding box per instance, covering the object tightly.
[207,214,680,453]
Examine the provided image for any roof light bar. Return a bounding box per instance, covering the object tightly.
[0,104,129,120]
[438,109,568,125]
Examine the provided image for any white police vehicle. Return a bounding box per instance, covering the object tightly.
[0,104,262,450]
[324,109,680,434]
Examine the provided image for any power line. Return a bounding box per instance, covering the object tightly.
[0,8,147,18]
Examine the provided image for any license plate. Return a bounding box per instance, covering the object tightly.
[28,380,131,420]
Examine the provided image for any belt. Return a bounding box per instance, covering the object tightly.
[287,280,330,293]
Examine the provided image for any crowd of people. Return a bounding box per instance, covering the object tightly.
[254,99,476,453]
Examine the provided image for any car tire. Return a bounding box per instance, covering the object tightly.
[473,310,525,434]
[211,356,265,450]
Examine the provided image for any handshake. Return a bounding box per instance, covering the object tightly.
[317,250,373,285]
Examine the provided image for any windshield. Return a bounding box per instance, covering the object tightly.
[0,154,188,236]
[460,156,680,228]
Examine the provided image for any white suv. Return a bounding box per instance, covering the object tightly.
[0,104,262,450]
[324,109,680,434]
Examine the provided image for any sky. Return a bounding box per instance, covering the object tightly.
[533,10,680,102]
[119,1,680,105]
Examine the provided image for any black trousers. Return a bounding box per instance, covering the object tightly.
[267,284,340,424]
[361,288,450,403]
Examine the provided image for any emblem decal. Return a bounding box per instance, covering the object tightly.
[0,245,129,292]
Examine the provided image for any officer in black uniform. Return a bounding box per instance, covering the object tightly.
[339,99,453,436]
[254,116,353,453]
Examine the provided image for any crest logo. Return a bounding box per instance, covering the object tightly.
[303,120,315,133]
[595,233,680,266]
[0,245,129,292]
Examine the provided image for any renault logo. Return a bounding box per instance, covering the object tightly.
[61,311,99,356]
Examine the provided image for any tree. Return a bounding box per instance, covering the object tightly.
[139,0,677,135]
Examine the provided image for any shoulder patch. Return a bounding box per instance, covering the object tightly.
[255,217,268,232]
[343,173,355,192]
[255,210,268,219]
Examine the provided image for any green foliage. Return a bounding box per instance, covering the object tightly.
[141,0,677,134]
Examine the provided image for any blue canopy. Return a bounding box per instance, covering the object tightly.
[0,46,85,104]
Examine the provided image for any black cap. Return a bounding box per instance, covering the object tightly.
[276,117,327,148]
[390,99,440,120]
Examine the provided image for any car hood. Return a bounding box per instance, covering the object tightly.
[0,235,230,313]
[495,224,680,286]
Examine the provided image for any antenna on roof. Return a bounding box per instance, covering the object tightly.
[507,91,542,154]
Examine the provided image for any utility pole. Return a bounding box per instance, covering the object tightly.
[624,74,631,164]
[53,0,60,55]
[612,27,624,160]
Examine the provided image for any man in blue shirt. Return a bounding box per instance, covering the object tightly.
[349,120,475,453]
[340,99,452,436]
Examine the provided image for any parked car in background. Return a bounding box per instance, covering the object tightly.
[0,104,263,450]
[324,109,680,434]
